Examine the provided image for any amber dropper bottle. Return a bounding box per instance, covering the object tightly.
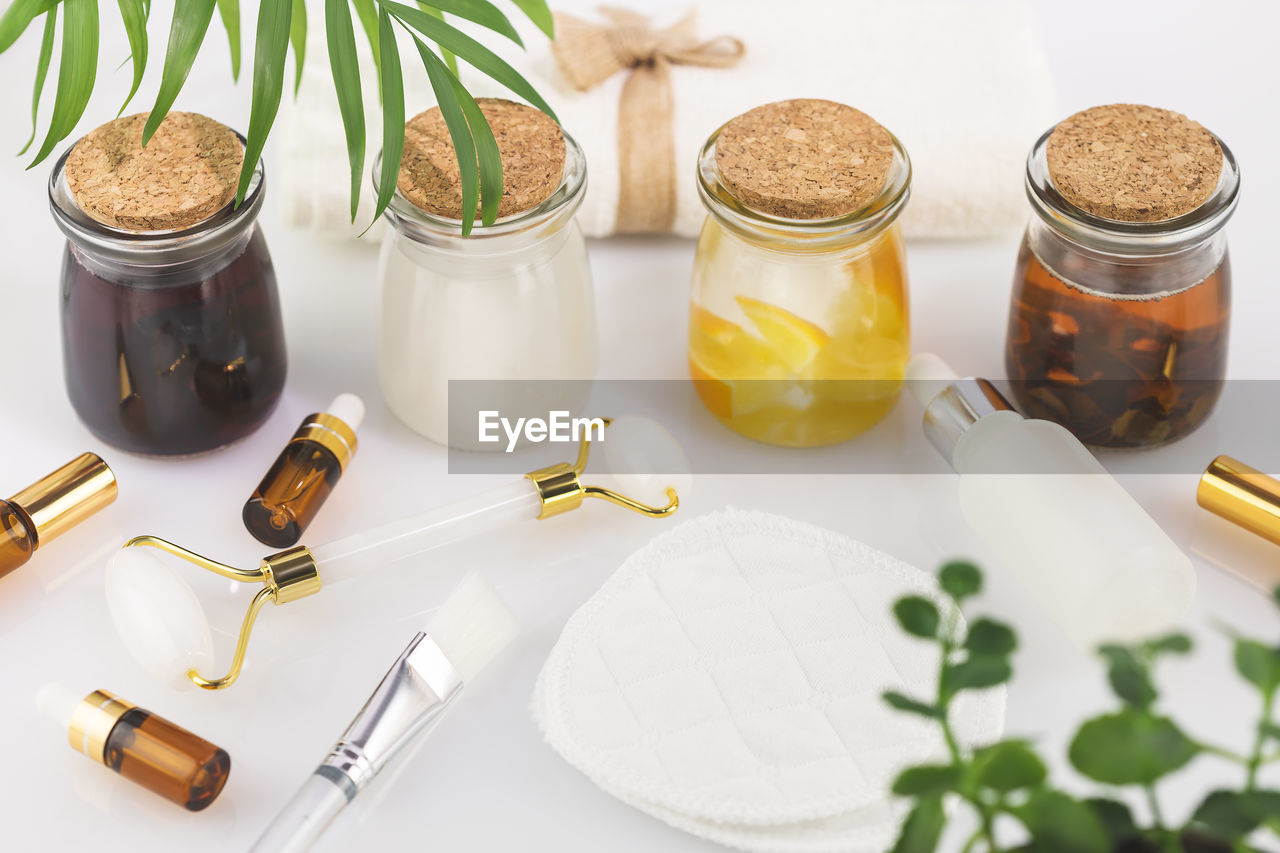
[1,453,117,579]
[38,684,231,811]
[243,394,364,548]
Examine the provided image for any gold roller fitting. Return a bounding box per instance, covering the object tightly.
[524,417,679,519]
[118,538,321,691]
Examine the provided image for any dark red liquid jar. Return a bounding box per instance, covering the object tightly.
[48,141,287,455]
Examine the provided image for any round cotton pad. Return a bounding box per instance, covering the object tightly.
[532,509,1005,841]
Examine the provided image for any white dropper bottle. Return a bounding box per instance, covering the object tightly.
[907,353,1196,647]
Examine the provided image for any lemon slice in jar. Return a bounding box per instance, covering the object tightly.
[735,296,830,372]
[807,335,908,402]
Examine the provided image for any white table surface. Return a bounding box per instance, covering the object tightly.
[3,1,1280,850]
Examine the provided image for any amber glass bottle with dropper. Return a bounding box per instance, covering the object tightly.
[243,394,364,547]
[1,453,117,578]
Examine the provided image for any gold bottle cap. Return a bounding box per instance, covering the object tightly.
[290,413,359,472]
[68,689,135,764]
[9,453,117,547]
[1197,455,1280,548]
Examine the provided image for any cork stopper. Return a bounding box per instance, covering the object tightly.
[714,99,895,220]
[1046,104,1223,223]
[398,99,565,220]
[64,112,244,231]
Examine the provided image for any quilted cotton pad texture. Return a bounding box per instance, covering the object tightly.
[532,510,1006,850]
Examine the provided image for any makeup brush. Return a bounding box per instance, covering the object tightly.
[250,573,518,853]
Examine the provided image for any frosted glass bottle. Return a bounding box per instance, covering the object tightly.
[909,354,1196,646]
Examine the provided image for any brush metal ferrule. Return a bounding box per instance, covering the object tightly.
[319,633,463,794]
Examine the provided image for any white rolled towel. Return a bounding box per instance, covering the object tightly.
[278,0,1055,241]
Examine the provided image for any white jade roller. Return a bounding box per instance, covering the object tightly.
[105,415,691,691]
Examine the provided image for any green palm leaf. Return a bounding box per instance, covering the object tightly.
[29,0,97,167]
[289,0,306,94]
[509,0,551,38]
[19,6,56,155]
[451,74,502,225]
[417,5,456,75]
[237,0,293,203]
[0,0,56,54]
[368,4,403,226]
[215,0,240,79]
[116,0,147,113]
[143,0,219,144]
[418,0,522,46]
[350,0,381,86]
[326,0,365,219]
[412,36,478,231]
[381,0,556,120]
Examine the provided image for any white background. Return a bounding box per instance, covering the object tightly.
[2,1,1280,850]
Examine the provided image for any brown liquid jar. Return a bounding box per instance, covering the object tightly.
[1005,104,1239,449]
[48,112,287,456]
[39,685,231,811]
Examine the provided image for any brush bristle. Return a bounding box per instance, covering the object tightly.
[425,573,519,682]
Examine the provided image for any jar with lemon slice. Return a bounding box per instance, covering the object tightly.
[689,99,911,447]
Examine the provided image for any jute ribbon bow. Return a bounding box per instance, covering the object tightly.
[552,8,745,233]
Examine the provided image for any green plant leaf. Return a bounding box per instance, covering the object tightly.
[942,654,1012,695]
[893,596,940,639]
[289,0,306,93]
[116,0,148,113]
[883,691,942,720]
[1145,633,1192,656]
[19,5,56,155]
[237,0,294,203]
[938,560,982,602]
[351,0,381,85]
[1068,709,1199,786]
[367,5,404,224]
[0,0,55,54]
[1015,790,1110,853]
[29,0,98,167]
[417,4,456,74]
[1273,584,1280,610]
[1083,798,1139,846]
[1235,640,1280,694]
[450,74,502,225]
[1098,645,1157,710]
[381,0,556,120]
[418,0,521,45]
[890,796,945,853]
[965,618,1016,656]
[1190,790,1280,840]
[326,0,365,220]
[412,36,480,232]
[215,0,240,78]
[509,0,552,38]
[969,740,1046,793]
[1260,720,1280,742]
[143,0,218,145]
[892,764,962,797]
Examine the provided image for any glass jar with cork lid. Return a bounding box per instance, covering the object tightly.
[375,99,596,448]
[689,99,911,448]
[1005,104,1239,449]
[49,112,288,456]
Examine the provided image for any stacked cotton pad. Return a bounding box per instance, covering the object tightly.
[532,510,1006,852]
